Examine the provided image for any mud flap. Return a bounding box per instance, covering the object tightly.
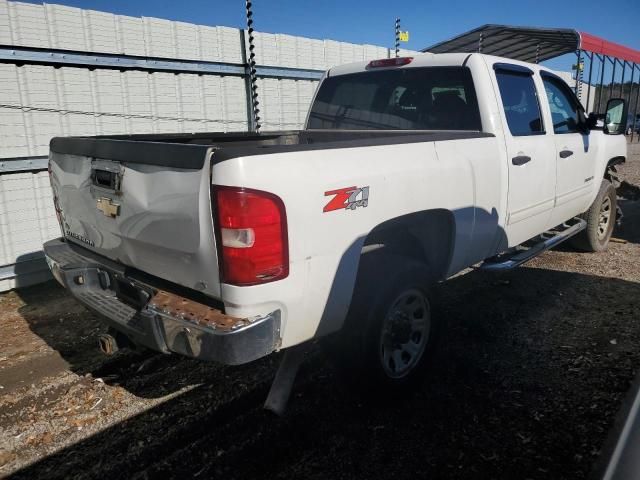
[263,342,309,416]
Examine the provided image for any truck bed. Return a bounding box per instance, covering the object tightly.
[48,128,492,302]
[50,130,493,169]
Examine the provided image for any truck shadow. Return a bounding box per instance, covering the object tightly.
[11,266,640,480]
[12,194,638,399]
[616,198,640,243]
[615,180,640,244]
[13,281,279,399]
[542,183,640,252]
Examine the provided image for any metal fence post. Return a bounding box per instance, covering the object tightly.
[239,29,256,133]
[596,54,605,113]
[632,64,640,142]
[619,61,627,98]
[395,18,400,58]
[586,51,594,112]
[245,0,261,133]
[609,58,617,100]
[575,50,583,97]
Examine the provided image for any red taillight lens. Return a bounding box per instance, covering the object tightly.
[214,186,288,286]
[367,57,413,68]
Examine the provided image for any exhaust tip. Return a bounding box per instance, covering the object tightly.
[98,334,118,355]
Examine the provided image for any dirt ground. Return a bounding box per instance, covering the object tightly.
[1,142,640,480]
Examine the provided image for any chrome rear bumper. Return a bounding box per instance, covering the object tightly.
[43,238,281,365]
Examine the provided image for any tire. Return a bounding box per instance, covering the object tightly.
[328,253,439,393]
[570,178,617,252]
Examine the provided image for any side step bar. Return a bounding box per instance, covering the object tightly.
[480,218,586,272]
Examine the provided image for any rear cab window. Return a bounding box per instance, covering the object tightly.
[307,66,482,131]
[494,66,545,136]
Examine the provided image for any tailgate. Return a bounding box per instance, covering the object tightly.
[48,138,221,298]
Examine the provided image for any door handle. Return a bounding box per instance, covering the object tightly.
[559,150,574,158]
[512,155,531,166]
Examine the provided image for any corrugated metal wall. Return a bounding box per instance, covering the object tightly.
[0,63,252,158]
[0,171,60,290]
[0,0,418,290]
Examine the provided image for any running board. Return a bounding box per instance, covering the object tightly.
[480,218,586,272]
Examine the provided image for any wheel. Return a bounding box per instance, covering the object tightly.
[377,286,432,381]
[570,178,616,252]
[328,254,438,392]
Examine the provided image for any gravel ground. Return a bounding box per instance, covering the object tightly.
[1,142,639,480]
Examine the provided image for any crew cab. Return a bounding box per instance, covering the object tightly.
[44,53,627,400]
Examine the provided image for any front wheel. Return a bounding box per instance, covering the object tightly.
[570,179,617,252]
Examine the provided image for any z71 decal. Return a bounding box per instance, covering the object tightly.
[323,186,370,212]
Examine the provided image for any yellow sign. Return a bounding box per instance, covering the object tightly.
[399,31,409,42]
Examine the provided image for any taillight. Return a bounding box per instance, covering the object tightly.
[367,57,413,68]
[213,186,288,286]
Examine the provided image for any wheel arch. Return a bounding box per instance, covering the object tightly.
[314,209,456,338]
[604,155,626,184]
[361,209,456,282]
[607,155,626,170]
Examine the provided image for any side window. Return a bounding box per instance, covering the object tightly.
[495,71,544,136]
[542,77,582,133]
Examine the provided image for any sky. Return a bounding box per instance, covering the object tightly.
[17,0,640,71]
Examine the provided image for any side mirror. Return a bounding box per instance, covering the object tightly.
[587,112,599,129]
[604,98,628,135]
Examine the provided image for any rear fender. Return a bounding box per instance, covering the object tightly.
[314,209,455,337]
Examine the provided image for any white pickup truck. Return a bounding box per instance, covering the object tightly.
[44,53,627,403]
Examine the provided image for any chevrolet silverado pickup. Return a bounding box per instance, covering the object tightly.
[44,53,628,399]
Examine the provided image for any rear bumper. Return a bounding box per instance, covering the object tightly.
[43,238,281,365]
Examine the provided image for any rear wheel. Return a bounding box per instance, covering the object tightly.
[329,254,438,392]
[570,179,617,252]
[379,287,431,380]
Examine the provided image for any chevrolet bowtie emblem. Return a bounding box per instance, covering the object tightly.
[96,197,120,218]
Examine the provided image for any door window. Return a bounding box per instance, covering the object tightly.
[495,71,544,136]
[542,76,583,134]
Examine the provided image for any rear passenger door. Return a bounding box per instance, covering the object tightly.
[540,73,598,224]
[493,64,556,246]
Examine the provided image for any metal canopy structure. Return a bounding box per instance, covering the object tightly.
[423,25,579,64]
[423,24,640,141]
[422,24,640,65]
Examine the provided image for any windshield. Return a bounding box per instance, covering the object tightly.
[307,66,482,131]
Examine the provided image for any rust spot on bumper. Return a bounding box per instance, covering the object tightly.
[148,290,247,332]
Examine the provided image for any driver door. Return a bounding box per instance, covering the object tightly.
[540,73,598,225]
